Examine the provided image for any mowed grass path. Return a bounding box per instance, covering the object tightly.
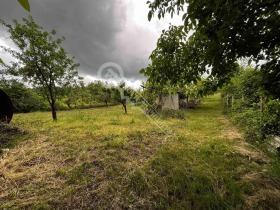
[1,94,280,209]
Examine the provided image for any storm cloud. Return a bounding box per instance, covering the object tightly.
[0,0,182,85]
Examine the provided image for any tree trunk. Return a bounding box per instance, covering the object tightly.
[105,100,108,107]
[122,102,127,114]
[51,101,57,120]
[66,100,71,109]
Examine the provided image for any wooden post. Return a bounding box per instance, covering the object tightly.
[232,96,234,107]
[226,95,229,107]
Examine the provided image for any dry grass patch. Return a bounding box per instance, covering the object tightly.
[0,106,166,209]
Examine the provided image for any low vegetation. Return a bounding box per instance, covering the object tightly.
[221,67,280,141]
[1,94,280,209]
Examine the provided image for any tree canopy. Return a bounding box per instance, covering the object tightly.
[0,0,30,65]
[143,0,280,98]
[1,16,80,120]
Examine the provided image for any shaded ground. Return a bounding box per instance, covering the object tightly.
[0,94,280,209]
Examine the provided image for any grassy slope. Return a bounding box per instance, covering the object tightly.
[0,94,280,209]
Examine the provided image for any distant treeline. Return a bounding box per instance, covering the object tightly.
[0,79,138,113]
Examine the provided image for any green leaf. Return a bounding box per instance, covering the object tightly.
[148,11,152,21]
[182,13,187,21]
[0,57,4,64]
[168,89,173,94]
[18,0,30,12]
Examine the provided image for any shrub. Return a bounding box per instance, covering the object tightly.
[262,100,280,137]
[221,67,280,141]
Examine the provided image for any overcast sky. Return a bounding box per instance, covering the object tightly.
[0,0,182,87]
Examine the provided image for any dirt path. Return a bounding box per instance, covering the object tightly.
[200,95,280,209]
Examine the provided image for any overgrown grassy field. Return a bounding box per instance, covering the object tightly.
[1,94,280,209]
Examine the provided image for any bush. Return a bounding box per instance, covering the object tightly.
[263,100,280,137]
[221,67,280,141]
[0,80,48,113]
[231,108,263,141]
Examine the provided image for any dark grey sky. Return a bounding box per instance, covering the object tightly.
[0,0,182,85]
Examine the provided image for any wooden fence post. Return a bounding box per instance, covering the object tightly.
[226,95,229,107]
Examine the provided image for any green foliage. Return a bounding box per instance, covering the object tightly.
[222,68,261,104]
[147,0,280,98]
[221,67,280,141]
[139,80,205,115]
[0,0,30,65]
[231,105,263,141]
[17,0,30,12]
[0,80,48,113]
[140,25,190,86]
[0,77,138,114]
[263,100,280,136]
[0,0,31,75]
[140,24,231,96]
[139,81,165,114]
[1,16,80,120]
[111,82,137,114]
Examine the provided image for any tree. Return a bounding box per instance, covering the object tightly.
[146,0,280,99]
[112,82,136,114]
[59,79,84,109]
[112,83,127,114]
[140,25,225,95]
[0,79,47,113]
[100,87,111,107]
[87,81,103,104]
[1,16,80,120]
[0,0,30,65]
[86,81,112,106]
